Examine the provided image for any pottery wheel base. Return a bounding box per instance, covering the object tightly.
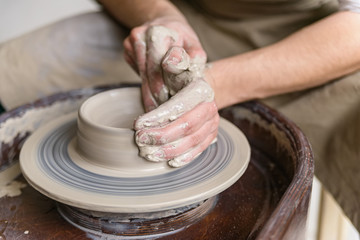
[57,197,217,238]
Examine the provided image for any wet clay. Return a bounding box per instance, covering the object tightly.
[0,180,27,198]
[146,26,179,104]
[135,80,213,129]
[135,40,213,167]
[0,162,26,198]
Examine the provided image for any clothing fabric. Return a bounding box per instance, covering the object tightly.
[173,0,360,230]
[174,0,360,230]
[339,0,360,13]
[0,13,139,109]
[0,0,360,231]
[193,0,360,16]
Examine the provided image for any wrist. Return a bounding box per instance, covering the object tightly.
[204,59,254,109]
[203,63,225,108]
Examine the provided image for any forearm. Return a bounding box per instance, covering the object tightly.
[99,0,186,28]
[207,11,360,109]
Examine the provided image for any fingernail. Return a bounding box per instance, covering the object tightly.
[139,146,165,162]
[153,149,165,158]
[136,133,150,145]
[136,132,161,145]
[168,152,192,168]
[136,119,155,129]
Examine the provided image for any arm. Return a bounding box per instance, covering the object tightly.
[207,11,360,109]
[99,0,186,28]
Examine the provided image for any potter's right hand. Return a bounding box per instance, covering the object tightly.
[134,47,219,168]
[123,16,206,112]
[134,80,219,168]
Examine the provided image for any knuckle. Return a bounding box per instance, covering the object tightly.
[214,113,220,124]
[211,128,219,137]
[182,121,193,135]
[209,101,219,113]
[129,27,144,42]
[190,132,203,145]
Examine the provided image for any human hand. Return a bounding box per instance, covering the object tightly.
[134,47,219,167]
[123,16,207,112]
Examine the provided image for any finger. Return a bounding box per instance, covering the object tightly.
[128,26,147,80]
[146,57,169,105]
[159,115,219,159]
[134,79,214,130]
[162,47,191,95]
[123,37,139,73]
[138,116,218,163]
[145,26,182,104]
[123,49,139,74]
[136,101,218,145]
[183,39,207,81]
[183,37,207,63]
[162,47,190,74]
[123,36,134,59]
[168,128,219,167]
[128,26,159,111]
[141,78,158,112]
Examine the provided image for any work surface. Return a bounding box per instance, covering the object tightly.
[0,85,313,239]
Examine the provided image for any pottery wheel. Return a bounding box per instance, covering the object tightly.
[20,90,250,213]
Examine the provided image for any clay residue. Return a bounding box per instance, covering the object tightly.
[135,80,213,130]
[0,162,25,198]
[146,26,179,104]
[136,80,214,166]
[0,180,27,198]
[0,93,95,188]
[163,47,206,97]
[0,94,93,145]
[135,43,213,167]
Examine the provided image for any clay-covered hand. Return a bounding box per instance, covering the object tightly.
[123,16,207,112]
[134,47,219,167]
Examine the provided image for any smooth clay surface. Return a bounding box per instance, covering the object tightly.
[75,88,172,175]
[19,88,251,213]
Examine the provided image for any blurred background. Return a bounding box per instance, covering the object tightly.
[0,0,99,43]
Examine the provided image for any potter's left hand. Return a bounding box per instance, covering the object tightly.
[123,17,206,112]
[134,47,219,167]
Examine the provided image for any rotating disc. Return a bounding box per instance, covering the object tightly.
[20,112,250,213]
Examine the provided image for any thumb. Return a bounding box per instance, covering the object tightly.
[134,79,214,130]
[162,47,192,96]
